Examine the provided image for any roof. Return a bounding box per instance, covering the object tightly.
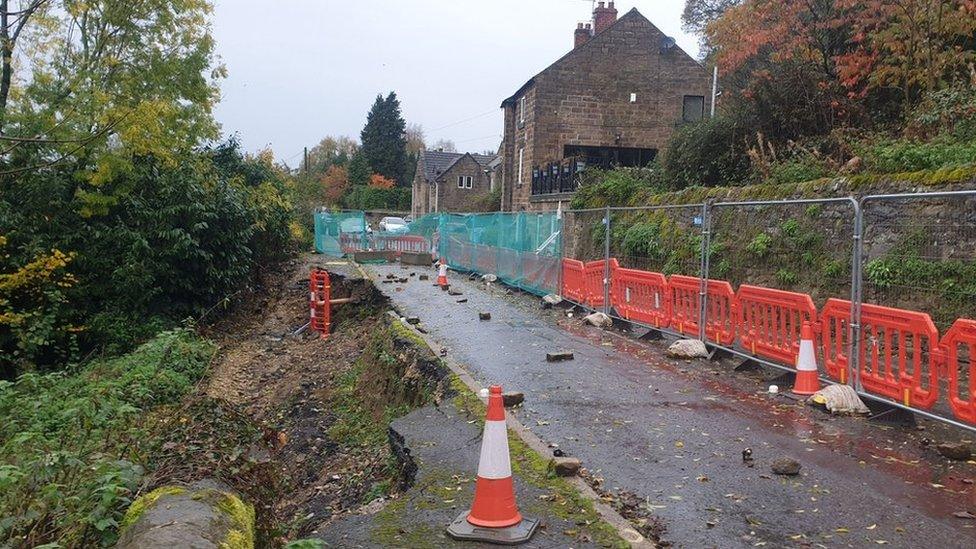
[501,8,701,107]
[420,150,497,183]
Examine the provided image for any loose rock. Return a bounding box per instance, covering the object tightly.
[584,312,612,328]
[448,289,463,296]
[937,442,972,461]
[479,312,491,321]
[666,339,708,359]
[546,351,575,362]
[771,457,801,476]
[405,317,420,325]
[553,457,582,477]
[457,298,468,303]
[502,392,524,407]
[418,274,429,281]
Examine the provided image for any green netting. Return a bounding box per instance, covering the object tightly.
[314,210,367,256]
[406,212,563,296]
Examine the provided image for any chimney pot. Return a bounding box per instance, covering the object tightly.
[574,21,593,48]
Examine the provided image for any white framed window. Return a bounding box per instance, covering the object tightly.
[519,96,526,125]
[457,176,464,189]
[465,176,473,189]
[517,148,524,186]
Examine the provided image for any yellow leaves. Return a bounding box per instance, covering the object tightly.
[0,249,76,294]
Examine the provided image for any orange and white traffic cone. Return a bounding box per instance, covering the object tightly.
[793,321,820,396]
[437,258,449,289]
[447,385,539,544]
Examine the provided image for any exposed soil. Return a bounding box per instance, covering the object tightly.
[202,255,414,542]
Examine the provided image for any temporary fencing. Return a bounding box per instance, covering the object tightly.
[312,190,976,431]
[314,210,368,256]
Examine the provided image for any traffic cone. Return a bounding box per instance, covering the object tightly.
[793,321,820,396]
[437,258,449,289]
[447,385,539,544]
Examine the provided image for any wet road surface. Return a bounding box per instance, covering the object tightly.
[368,263,976,548]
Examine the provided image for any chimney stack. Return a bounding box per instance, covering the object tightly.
[574,22,592,48]
[593,1,618,34]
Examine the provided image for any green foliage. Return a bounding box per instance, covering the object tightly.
[746,232,772,258]
[662,115,752,189]
[360,92,409,185]
[776,268,799,286]
[765,157,829,185]
[571,167,665,208]
[0,140,296,375]
[621,222,665,262]
[0,329,214,547]
[859,137,976,173]
[342,186,410,211]
[908,81,976,141]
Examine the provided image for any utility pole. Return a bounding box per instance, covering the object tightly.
[303,147,309,178]
[711,65,719,117]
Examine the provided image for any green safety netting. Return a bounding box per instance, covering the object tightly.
[406,212,563,296]
[314,210,368,256]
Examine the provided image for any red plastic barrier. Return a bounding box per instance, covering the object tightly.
[942,319,976,424]
[374,234,428,256]
[309,269,331,338]
[736,285,818,366]
[820,299,852,383]
[820,299,941,409]
[610,266,670,328]
[669,275,736,345]
[583,259,618,308]
[561,258,586,304]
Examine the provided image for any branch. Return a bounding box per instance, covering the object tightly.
[0,113,129,177]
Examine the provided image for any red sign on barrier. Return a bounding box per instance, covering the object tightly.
[669,275,736,345]
[736,285,818,366]
[610,266,670,328]
[562,259,586,304]
[820,299,941,409]
[942,319,976,424]
[309,269,331,338]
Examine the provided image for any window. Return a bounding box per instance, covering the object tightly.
[518,96,526,126]
[517,148,524,186]
[457,176,464,189]
[682,95,705,123]
[457,176,473,189]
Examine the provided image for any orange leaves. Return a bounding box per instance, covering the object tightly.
[320,165,350,205]
[368,173,395,190]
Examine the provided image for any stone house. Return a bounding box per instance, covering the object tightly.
[411,150,498,216]
[498,2,712,211]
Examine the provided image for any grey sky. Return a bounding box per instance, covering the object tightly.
[211,0,698,167]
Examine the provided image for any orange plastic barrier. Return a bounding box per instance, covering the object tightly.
[669,275,736,345]
[610,266,670,328]
[820,299,852,383]
[583,259,618,308]
[942,319,976,424]
[561,259,586,304]
[820,299,941,409]
[309,269,331,338]
[736,285,818,366]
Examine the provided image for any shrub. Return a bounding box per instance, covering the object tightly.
[0,328,214,547]
[621,222,665,262]
[859,137,976,173]
[661,115,752,189]
[746,233,772,258]
[571,167,665,208]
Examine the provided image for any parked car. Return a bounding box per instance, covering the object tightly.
[378,216,408,233]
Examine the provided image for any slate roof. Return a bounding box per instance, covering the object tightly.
[420,150,496,183]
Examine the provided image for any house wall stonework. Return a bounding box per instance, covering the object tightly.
[436,155,492,213]
[500,8,711,211]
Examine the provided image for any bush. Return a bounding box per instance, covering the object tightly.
[661,115,752,189]
[859,137,976,173]
[0,328,214,547]
[621,222,665,262]
[571,167,665,208]
[342,186,410,210]
[0,140,297,375]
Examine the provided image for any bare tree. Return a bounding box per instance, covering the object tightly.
[0,0,49,132]
[431,138,456,153]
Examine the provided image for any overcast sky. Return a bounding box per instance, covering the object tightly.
[211,0,698,167]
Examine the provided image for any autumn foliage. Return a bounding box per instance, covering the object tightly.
[368,173,396,189]
[321,165,351,205]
